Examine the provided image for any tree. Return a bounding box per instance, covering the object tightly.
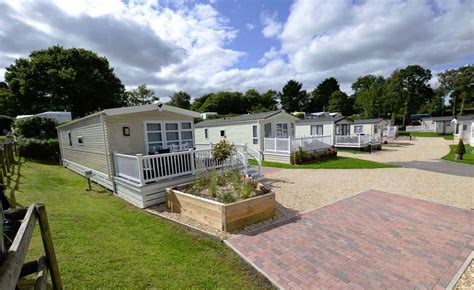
[438,65,474,115]
[308,77,340,112]
[3,45,126,117]
[167,91,191,109]
[125,84,158,106]
[352,75,388,118]
[279,80,308,112]
[254,90,278,112]
[385,65,433,126]
[198,92,245,114]
[191,94,212,112]
[327,90,354,116]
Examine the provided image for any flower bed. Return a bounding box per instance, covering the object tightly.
[290,147,337,165]
[166,170,275,232]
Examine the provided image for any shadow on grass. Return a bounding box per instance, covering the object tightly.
[5,156,25,207]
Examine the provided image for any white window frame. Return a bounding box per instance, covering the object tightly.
[144,120,194,153]
[311,125,323,136]
[77,136,84,146]
[252,125,258,144]
[220,129,226,138]
[354,125,363,134]
[276,123,289,138]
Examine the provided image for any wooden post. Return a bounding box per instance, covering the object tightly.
[136,154,145,186]
[189,148,195,175]
[35,204,62,290]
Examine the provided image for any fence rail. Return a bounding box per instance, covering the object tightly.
[264,135,332,154]
[335,134,381,147]
[406,125,434,132]
[114,148,246,186]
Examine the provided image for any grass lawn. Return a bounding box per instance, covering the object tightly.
[4,159,271,289]
[250,156,397,169]
[399,131,453,139]
[442,144,474,165]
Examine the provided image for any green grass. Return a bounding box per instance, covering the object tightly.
[250,156,397,169]
[4,159,271,288]
[442,144,474,165]
[399,131,454,139]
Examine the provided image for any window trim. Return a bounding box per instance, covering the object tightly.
[77,136,84,146]
[354,125,363,134]
[310,125,323,136]
[252,124,258,144]
[143,120,195,153]
[276,122,289,138]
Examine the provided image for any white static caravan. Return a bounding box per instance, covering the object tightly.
[351,118,388,136]
[194,110,299,153]
[452,115,474,146]
[413,116,454,134]
[56,103,210,208]
[295,116,353,146]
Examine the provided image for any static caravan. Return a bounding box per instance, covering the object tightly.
[420,116,454,134]
[452,115,474,146]
[295,116,353,146]
[56,103,216,208]
[351,118,388,135]
[195,111,340,164]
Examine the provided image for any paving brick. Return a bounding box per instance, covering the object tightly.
[228,190,473,288]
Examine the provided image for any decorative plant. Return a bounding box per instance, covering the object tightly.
[212,138,236,164]
[455,139,465,159]
[208,170,218,197]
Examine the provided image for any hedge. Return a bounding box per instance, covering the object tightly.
[290,147,338,165]
[14,117,58,139]
[16,138,60,161]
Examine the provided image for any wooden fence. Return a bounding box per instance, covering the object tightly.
[0,137,16,185]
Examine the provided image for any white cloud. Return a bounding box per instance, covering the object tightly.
[246,23,255,31]
[260,12,283,38]
[0,0,472,100]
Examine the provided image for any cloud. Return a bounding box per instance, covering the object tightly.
[260,12,283,38]
[0,0,472,101]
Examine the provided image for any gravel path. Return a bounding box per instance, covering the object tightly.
[338,137,453,163]
[262,167,473,212]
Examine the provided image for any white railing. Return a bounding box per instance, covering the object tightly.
[335,134,381,147]
[264,135,332,154]
[406,125,434,132]
[113,148,246,186]
[382,125,399,137]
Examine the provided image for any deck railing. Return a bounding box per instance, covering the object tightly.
[406,125,434,132]
[113,148,245,186]
[264,135,332,154]
[335,134,381,147]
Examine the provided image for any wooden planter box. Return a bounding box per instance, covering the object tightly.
[165,186,275,232]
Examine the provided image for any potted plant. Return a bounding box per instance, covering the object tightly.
[455,139,465,160]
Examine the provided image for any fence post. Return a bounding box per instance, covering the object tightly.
[189,148,195,175]
[358,134,361,146]
[136,154,145,186]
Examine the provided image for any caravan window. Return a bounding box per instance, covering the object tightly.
[310,125,323,136]
[354,126,363,134]
[204,128,209,139]
[252,125,258,144]
[276,123,288,138]
[68,132,72,146]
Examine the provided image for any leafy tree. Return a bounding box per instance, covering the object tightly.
[198,92,245,114]
[14,117,58,139]
[243,89,278,113]
[308,77,340,112]
[328,90,354,116]
[352,75,388,118]
[438,65,473,115]
[3,45,126,118]
[279,80,308,112]
[191,94,212,112]
[419,87,445,116]
[167,91,191,109]
[385,65,433,126]
[125,84,158,106]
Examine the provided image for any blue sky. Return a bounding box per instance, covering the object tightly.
[0,0,473,98]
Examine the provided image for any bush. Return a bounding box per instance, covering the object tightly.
[0,116,13,135]
[290,147,337,165]
[16,138,60,161]
[14,117,59,139]
[455,139,466,155]
[212,139,236,162]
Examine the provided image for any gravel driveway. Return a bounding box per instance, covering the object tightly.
[263,167,473,213]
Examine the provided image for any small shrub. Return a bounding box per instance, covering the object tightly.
[212,139,236,163]
[208,170,218,197]
[16,138,60,161]
[455,139,466,155]
[222,193,237,204]
[14,117,59,139]
[291,147,338,165]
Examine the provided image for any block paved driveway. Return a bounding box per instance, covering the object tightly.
[227,190,473,289]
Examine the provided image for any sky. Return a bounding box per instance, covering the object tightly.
[0,0,473,101]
